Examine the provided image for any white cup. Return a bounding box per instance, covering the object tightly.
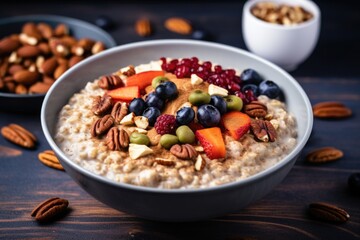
[242,0,321,71]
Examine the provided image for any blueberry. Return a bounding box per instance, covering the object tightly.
[145,92,165,110]
[176,107,195,125]
[95,15,115,30]
[348,173,360,194]
[259,80,281,99]
[242,84,259,96]
[192,29,213,41]
[142,107,161,126]
[240,68,263,85]
[128,98,146,116]
[209,95,227,115]
[155,81,178,100]
[197,104,221,128]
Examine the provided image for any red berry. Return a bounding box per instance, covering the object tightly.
[154,114,177,135]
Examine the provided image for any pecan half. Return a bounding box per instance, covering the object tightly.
[31,197,69,222]
[308,202,350,223]
[1,123,37,148]
[98,74,123,90]
[92,95,113,116]
[244,101,267,118]
[91,114,114,137]
[170,144,198,160]
[250,119,276,142]
[122,65,136,77]
[305,147,343,163]
[111,102,128,124]
[106,127,129,150]
[135,18,152,37]
[313,101,352,119]
[38,150,64,171]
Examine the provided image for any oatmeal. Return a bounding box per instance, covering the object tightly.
[55,58,297,189]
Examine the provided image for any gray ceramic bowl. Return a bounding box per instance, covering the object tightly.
[41,39,313,221]
[0,15,116,113]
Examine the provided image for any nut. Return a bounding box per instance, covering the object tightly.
[38,150,64,171]
[91,41,105,55]
[312,101,352,119]
[106,127,130,150]
[250,119,276,142]
[120,112,135,125]
[305,147,343,163]
[308,202,350,223]
[208,84,228,97]
[194,154,206,171]
[135,18,152,37]
[0,37,21,55]
[37,22,54,39]
[41,57,59,75]
[134,116,149,129]
[98,74,123,90]
[244,101,268,118]
[31,197,69,222]
[170,144,198,160]
[190,74,203,86]
[121,65,136,77]
[154,158,175,167]
[91,114,114,137]
[111,102,128,124]
[16,45,41,58]
[164,17,192,35]
[128,143,153,160]
[1,123,37,148]
[92,95,113,116]
[53,64,68,79]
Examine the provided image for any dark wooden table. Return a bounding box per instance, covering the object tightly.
[1,1,359,239]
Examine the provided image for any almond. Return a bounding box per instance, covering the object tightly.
[78,38,95,51]
[91,41,105,54]
[0,58,8,77]
[53,64,68,79]
[22,22,42,40]
[54,23,69,37]
[0,37,21,55]
[135,18,152,37]
[13,70,40,85]
[41,57,59,75]
[164,17,192,35]
[29,81,52,94]
[38,42,51,55]
[17,45,41,58]
[69,55,84,67]
[15,84,28,94]
[37,22,53,39]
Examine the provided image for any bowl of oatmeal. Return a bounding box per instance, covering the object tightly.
[242,0,321,71]
[41,39,313,221]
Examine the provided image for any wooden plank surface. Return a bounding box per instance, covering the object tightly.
[1,1,360,239]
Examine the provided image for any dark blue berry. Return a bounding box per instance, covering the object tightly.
[142,107,161,126]
[348,173,360,194]
[145,92,165,110]
[95,15,115,30]
[128,98,146,116]
[240,68,263,85]
[242,84,259,96]
[176,107,195,125]
[209,95,227,115]
[259,80,281,99]
[192,29,213,41]
[197,104,221,128]
[155,81,178,100]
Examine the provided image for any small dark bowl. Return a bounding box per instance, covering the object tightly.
[0,15,116,114]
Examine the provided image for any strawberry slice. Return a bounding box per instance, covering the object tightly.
[125,70,164,90]
[195,127,226,159]
[107,86,140,102]
[221,111,251,140]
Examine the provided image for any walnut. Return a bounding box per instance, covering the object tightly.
[92,95,113,116]
[244,101,267,118]
[106,127,129,150]
[98,74,123,89]
[250,119,277,142]
[91,114,114,137]
[170,144,198,160]
[111,102,128,124]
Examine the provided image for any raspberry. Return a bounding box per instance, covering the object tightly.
[154,114,177,135]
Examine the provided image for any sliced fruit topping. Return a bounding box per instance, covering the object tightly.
[125,70,164,90]
[107,86,140,102]
[195,127,226,159]
[221,111,251,140]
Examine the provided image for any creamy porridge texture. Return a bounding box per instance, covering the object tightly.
[55,58,297,189]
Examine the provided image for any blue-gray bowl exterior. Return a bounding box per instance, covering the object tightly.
[41,39,313,221]
[0,15,116,113]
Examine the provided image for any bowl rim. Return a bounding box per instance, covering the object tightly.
[41,39,313,194]
[243,0,321,30]
[0,14,117,99]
